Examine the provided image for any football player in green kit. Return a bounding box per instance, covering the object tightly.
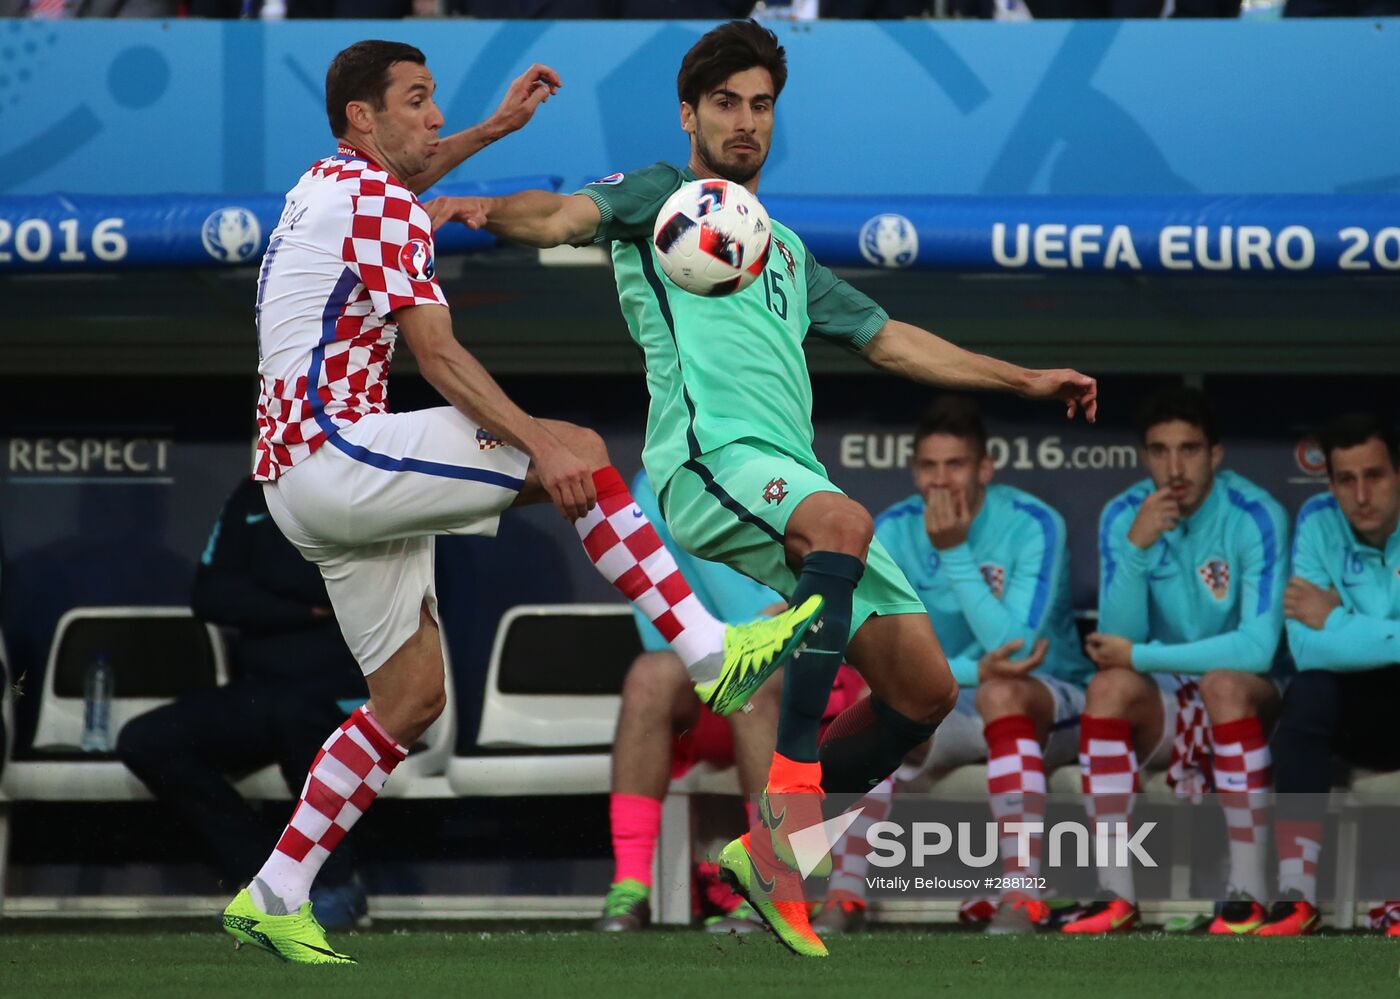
[427,19,1097,957]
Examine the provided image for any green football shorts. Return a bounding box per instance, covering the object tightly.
[658,440,926,642]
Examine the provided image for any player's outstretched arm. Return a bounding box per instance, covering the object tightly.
[395,303,594,519]
[401,64,562,195]
[424,190,601,249]
[862,319,1098,422]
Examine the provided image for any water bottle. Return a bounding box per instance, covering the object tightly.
[81,653,114,753]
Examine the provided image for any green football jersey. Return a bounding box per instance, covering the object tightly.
[578,162,888,493]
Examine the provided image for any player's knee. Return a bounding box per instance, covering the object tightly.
[790,496,873,560]
[974,676,1033,721]
[1199,669,1262,720]
[1084,668,1147,717]
[620,652,687,717]
[906,673,959,726]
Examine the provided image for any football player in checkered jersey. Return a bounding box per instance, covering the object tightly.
[816,396,1092,936]
[223,40,824,965]
[1068,386,1289,935]
[426,20,1096,957]
[1259,413,1400,937]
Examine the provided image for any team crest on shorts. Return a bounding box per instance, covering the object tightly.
[773,237,796,280]
[1197,557,1231,600]
[400,239,435,282]
[762,478,788,505]
[979,563,1006,599]
[476,428,505,451]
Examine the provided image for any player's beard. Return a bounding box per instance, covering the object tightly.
[696,129,766,186]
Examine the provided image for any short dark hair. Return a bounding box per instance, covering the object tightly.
[1318,411,1400,476]
[1134,386,1219,445]
[915,395,988,456]
[325,40,426,139]
[677,19,787,109]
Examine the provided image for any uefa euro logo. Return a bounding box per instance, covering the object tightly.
[859,213,919,269]
[201,208,262,264]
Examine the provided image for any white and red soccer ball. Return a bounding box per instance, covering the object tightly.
[653,178,771,297]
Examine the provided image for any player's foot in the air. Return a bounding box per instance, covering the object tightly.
[222,888,356,965]
[593,879,651,932]
[1061,894,1138,934]
[811,894,867,936]
[1254,890,1319,936]
[986,896,1050,935]
[1207,891,1267,935]
[760,782,831,878]
[695,596,824,717]
[718,833,827,958]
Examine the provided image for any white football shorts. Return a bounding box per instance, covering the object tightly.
[263,406,530,674]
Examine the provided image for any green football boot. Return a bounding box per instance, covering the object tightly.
[694,595,824,717]
[718,834,828,958]
[222,888,356,965]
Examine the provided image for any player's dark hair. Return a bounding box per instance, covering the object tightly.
[325,40,426,138]
[677,19,787,109]
[1318,411,1400,475]
[1134,386,1220,445]
[915,395,988,457]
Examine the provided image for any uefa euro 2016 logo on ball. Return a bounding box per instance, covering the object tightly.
[859,213,919,269]
[653,179,771,297]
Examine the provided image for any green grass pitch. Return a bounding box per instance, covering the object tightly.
[4,922,1397,998]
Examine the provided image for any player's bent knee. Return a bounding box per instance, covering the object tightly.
[1199,668,1270,719]
[974,676,1034,719]
[1084,668,1149,716]
[620,652,688,712]
[787,494,873,560]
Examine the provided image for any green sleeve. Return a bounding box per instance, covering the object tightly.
[804,253,888,351]
[575,162,686,245]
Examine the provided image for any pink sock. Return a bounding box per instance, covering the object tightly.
[610,793,662,886]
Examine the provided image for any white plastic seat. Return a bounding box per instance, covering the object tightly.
[447,604,636,797]
[30,607,228,753]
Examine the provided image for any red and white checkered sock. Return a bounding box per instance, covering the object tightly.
[576,466,724,677]
[986,715,1047,897]
[1276,819,1322,904]
[250,706,406,914]
[1210,716,1272,901]
[825,775,895,901]
[1079,714,1139,904]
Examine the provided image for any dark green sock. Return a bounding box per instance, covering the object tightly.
[774,551,864,763]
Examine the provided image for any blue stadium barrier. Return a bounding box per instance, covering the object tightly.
[0,176,560,273]
[4,189,1399,276]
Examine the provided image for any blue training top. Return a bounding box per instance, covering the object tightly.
[1097,469,1289,675]
[1286,492,1400,672]
[874,482,1092,689]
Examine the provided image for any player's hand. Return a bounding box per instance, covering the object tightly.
[976,637,1048,683]
[532,440,596,521]
[1284,576,1341,629]
[424,195,491,232]
[1085,631,1134,671]
[1020,368,1098,423]
[487,63,562,138]
[924,487,972,550]
[1126,488,1180,550]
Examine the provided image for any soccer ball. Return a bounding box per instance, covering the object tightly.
[653,179,771,297]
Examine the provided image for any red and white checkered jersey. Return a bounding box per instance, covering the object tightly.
[253,145,447,481]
